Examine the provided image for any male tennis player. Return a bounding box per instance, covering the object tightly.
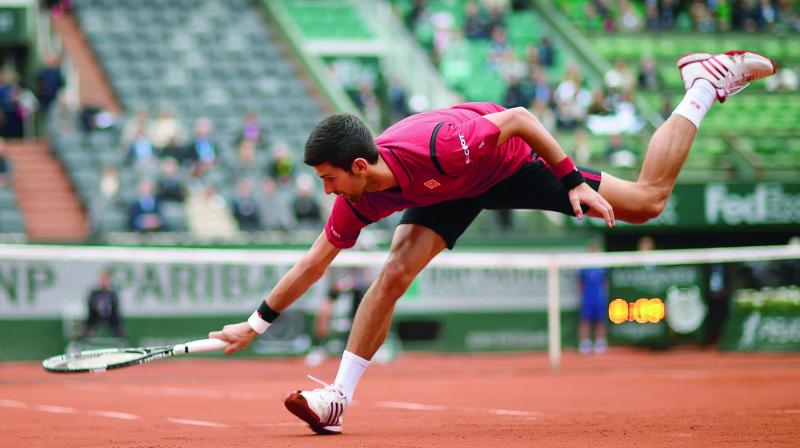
[210,51,775,435]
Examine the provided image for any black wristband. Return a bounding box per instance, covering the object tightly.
[559,168,586,190]
[257,301,281,323]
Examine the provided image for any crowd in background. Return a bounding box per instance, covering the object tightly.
[568,0,800,34]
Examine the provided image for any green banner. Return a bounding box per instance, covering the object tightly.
[608,264,705,347]
[572,182,800,229]
[0,7,27,43]
[720,286,800,351]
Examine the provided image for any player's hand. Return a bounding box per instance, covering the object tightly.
[208,321,258,355]
[568,183,615,227]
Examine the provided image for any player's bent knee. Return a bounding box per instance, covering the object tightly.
[379,259,417,299]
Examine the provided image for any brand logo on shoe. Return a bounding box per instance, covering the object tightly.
[424,179,441,189]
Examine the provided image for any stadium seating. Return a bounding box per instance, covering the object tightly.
[56,0,327,235]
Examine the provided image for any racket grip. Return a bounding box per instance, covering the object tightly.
[174,338,230,354]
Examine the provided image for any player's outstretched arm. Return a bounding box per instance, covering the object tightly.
[483,107,615,227]
[209,232,341,354]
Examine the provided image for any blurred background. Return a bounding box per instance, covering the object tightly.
[0,0,797,361]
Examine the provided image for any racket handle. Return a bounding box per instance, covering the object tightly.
[173,338,230,354]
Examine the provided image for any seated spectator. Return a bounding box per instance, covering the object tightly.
[637,57,663,91]
[573,128,592,166]
[486,26,510,70]
[463,1,489,40]
[529,100,556,133]
[587,88,611,116]
[128,178,166,232]
[98,165,119,200]
[618,0,643,31]
[503,75,526,109]
[161,135,190,165]
[187,117,220,171]
[124,129,158,171]
[35,54,64,115]
[537,36,555,67]
[118,109,150,152]
[256,177,293,231]
[268,141,295,187]
[156,158,185,202]
[231,178,261,231]
[150,109,184,149]
[236,111,265,147]
[0,138,10,188]
[292,174,322,230]
[554,63,591,130]
[604,134,637,168]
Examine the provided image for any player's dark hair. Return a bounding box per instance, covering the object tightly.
[304,113,378,173]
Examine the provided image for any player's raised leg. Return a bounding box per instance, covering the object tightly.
[589,50,776,224]
[284,224,447,435]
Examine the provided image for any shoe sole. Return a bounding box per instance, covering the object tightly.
[284,392,342,435]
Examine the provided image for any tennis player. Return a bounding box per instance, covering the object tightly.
[210,51,775,434]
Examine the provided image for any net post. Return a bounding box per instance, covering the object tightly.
[547,258,561,371]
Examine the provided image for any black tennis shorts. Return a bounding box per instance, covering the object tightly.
[399,160,602,249]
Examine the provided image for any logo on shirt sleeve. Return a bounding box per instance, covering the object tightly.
[423,179,441,189]
[459,133,471,165]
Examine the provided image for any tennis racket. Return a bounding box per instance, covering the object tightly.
[42,338,230,373]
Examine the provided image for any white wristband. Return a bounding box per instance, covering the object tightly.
[247,310,271,334]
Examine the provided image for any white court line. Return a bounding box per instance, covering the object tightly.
[89,410,140,420]
[68,383,270,401]
[36,405,77,414]
[167,417,228,428]
[0,399,28,409]
[376,401,537,418]
[377,401,448,412]
[489,409,535,417]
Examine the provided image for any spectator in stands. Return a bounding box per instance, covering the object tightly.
[236,139,260,179]
[292,173,322,230]
[236,111,265,147]
[487,25,510,71]
[645,3,661,30]
[256,176,293,231]
[605,134,636,168]
[231,178,261,231]
[187,117,220,171]
[573,128,592,166]
[124,129,158,172]
[387,77,411,124]
[529,99,556,134]
[660,0,677,29]
[503,76,526,110]
[754,0,778,30]
[156,158,185,203]
[405,0,430,32]
[659,95,674,120]
[637,57,663,91]
[79,270,125,338]
[690,1,717,31]
[34,54,64,115]
[618,0,643,31]
[0,69,27,138]
[605,59,636,96]
[587,88,611,116]
[537,36,555,68]
[119,109,150,153]
[353,81,381,131]
[527,67,552,105]
[98,165,119,200]
[485,2,507,32]
[268,141,295,187]
[161,135,189,165]
[463,2,489,40]
[150,109,184,150]
[731,0,753,30]
[78,104,115,135]
[777,0,800,32]
[0,138,10,187]
[128,178,165,232]
[554,63,591,130]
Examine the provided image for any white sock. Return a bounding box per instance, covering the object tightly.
[672,79,717,129]
[334,350,370,404]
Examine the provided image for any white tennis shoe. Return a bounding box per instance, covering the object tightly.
[677,50,776,102]
[284,375,347,435]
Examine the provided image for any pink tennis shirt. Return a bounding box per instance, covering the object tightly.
[325,102,536,248]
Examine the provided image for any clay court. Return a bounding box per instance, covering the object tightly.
[2,349,799,447]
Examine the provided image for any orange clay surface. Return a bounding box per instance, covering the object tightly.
[1,349,799,447]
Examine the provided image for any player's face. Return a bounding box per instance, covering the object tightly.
[314,162,368,202]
